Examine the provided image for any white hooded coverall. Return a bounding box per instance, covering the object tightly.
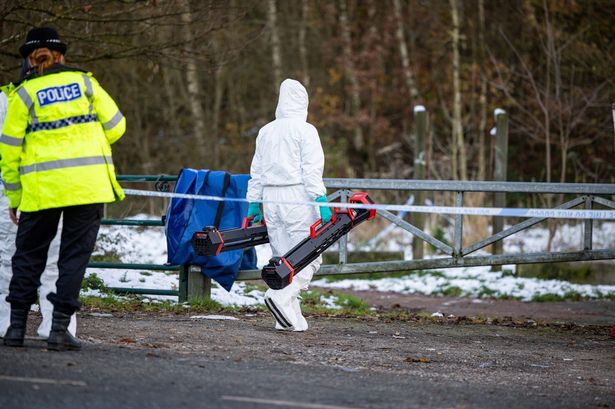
[0,90,76,338]
[246,79,326,331]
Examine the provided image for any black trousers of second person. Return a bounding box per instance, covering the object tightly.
[7,203,103,315]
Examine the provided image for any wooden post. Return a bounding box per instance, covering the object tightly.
[492,109,509,271]
[188,267,212,301]
[412,105,427,260]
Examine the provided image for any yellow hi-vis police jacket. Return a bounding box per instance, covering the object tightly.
[0,66,126,212]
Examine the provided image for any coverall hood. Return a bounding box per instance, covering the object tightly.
[275,79,308,121]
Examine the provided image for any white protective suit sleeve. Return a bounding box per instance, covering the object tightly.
[0,91,7,130]
[300,124,326,200]
[0,91,13,336]
[246,136,264,202]
[0,195,16,336]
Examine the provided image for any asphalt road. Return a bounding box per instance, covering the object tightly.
[0,340,590,409]
[1,311,614,409]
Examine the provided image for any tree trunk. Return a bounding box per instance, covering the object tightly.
[339,0,364,153]
[450,0,466,180]
[268,0,283,90]
[211,40,224,170]
[477,0,487,181]
[299,0,310,88]
[392,0,421,105]
[180,0,208,162]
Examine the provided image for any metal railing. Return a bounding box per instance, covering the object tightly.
[91,175,615,301]
[233,179,615,281]
[88,175,189,300]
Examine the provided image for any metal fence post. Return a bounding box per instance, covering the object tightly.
[339,191,348,264]
[584,196,593,251]
[492,109,508,270]
[178,264,188,303]
[453,191,464,257]
[413,105,427,260]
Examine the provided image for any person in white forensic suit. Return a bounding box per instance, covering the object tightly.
[0,80,76,340]
[246,78,331,332]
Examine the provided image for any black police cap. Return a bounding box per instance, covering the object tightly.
[19,27,67,58]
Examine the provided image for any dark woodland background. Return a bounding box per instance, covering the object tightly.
[1,0,613,192]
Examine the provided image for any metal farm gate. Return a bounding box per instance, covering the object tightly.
[94,176,615,301]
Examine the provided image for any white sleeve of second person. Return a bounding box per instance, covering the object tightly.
[300,125,326,199]
[246,135,264,202]
[0,92,8,132]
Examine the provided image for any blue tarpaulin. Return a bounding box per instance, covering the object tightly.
[165,168,257,291]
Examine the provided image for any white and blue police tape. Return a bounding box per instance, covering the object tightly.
[122,188,615,220]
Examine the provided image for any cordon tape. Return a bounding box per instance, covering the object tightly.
[122,188,615,220]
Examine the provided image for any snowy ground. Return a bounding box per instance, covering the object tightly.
[86,215,615,307]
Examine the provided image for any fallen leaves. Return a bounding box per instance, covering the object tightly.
[405,357,431,363]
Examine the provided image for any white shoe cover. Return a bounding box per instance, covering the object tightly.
[265,285,299,331]
[292,296,308,332]
[37,280,77,339]
[0,308,8,338]
[266,286,308,332]
[37,312,77,339]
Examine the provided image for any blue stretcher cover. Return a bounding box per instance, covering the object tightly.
[165,168,257,291]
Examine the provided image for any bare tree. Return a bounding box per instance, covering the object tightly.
[450,0,466,180]
[268,0,282,89]
[392,0,421,106]
[477,0,488,181]
[339,0,364,153]
[299,0,310,88]
[180,0,208,161]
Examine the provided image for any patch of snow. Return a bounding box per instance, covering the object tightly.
[319,293,342,310]
[312,264,615,301]
[85,214,615,305]
[494,108,506,117]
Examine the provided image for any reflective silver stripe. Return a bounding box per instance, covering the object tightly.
[2,180,21,191]
[0,134,23,147]
[102,111,124,130]
[20,155,113,176]
[82,74,93,99]
[82,74,94,115]
[16,87,38,124]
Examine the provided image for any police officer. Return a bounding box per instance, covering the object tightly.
[1,27,126,350]
[0,61,77,341]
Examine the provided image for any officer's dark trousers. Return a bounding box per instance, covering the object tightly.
[7,204,103,315]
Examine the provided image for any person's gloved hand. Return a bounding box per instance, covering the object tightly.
[315,195,332,225]
[247,202,262,224]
